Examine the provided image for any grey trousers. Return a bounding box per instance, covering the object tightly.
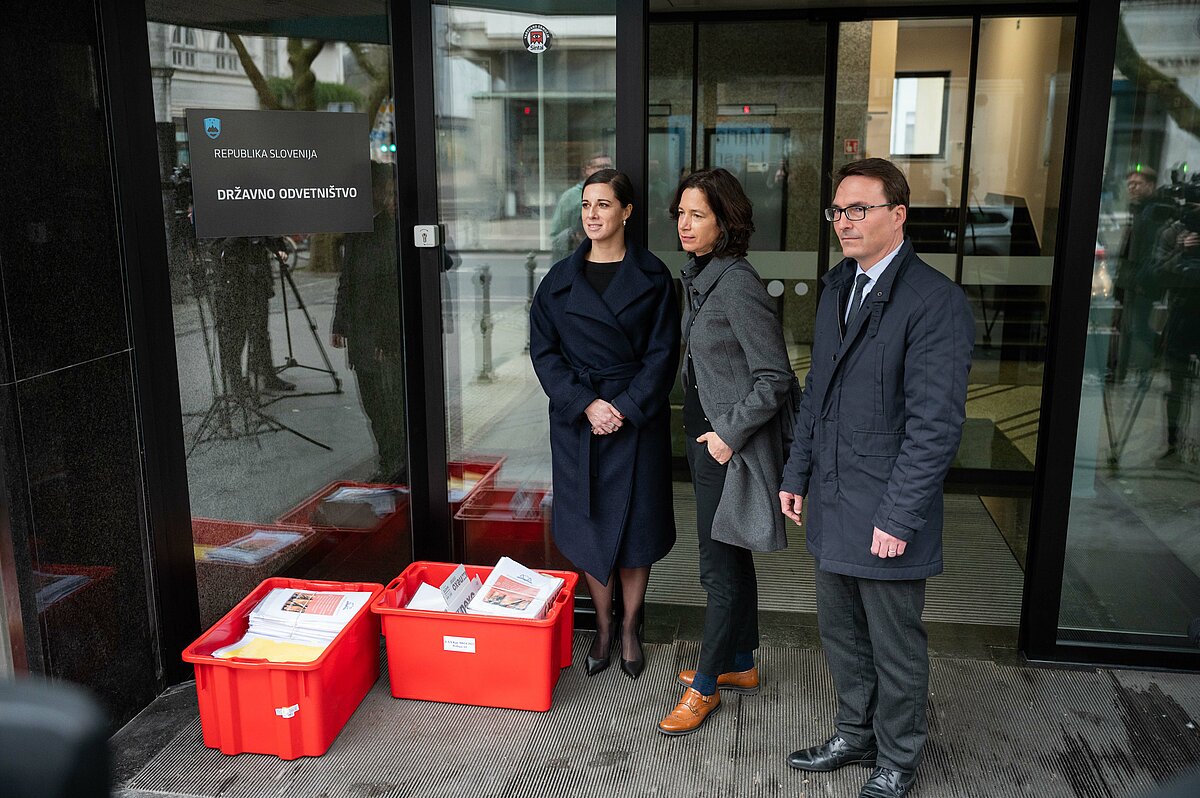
[814,568,929,773]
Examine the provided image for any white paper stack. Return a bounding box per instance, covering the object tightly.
[204,530,304,565]
[467,557,564,620]
[404,564,482,613]
[324,486,405,517]
[212,587,373,662]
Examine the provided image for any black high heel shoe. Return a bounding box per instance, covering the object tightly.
[619,621,645,680]
[585,630,613,676]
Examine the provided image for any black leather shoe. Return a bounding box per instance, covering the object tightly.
[585,631,612,676]
[787,735,877,772]
[859,767,916,798]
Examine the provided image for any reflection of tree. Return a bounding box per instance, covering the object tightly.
[1115,21,1200,140]
[347,44,391,129]
[227,34,340,270]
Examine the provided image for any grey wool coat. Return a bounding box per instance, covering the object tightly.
[780,240,975,580]
[683,255,794,552]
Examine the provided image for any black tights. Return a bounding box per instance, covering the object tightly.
[585,566,650,661]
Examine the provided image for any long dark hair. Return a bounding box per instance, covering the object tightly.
[669,168,754,258]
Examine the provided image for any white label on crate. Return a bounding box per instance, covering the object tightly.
[443,635,476,653]
[275,704,300,719]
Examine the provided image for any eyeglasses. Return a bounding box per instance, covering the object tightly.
[824,203,895,222]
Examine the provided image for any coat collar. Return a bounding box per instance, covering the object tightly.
[823,238,915,304]
[685,254,749,295]
[547,240,659,332]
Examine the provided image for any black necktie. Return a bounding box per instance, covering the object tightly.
[845,272,871,331]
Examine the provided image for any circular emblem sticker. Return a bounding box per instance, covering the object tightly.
[523,24,552,54]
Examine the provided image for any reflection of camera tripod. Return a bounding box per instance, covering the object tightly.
[184,249,331,454]
[1101,366,1155,468]
[270,252,342,402]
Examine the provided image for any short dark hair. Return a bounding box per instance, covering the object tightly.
[669,168,755,258]
[833,158,911,209]
[583,168,637,214]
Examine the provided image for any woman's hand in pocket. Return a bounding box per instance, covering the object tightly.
[696,431,732,464]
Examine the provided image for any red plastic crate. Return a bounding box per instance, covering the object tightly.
[276,481,409,536]
[455,486,570,569]
[182,577,383,759]
[192,518,315,627]
[371,561,577,711]
[447,456,506,511]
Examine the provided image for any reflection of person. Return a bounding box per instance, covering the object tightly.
[1112,168,1172,381]
[332,163,406,483]
[212,235,295,395]
[1150,211,1200,467]
[779,159,974,798]
[530,168,680,682]
[549,153,613,263]
[658,168,794,737]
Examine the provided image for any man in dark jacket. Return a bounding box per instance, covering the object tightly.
[779,159,974,798]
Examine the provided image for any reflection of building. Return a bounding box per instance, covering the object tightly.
[435,12,616,250]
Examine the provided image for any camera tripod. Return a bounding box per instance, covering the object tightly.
[184,248,331,454]
[267,250,342,405]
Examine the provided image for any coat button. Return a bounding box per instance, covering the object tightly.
[832,354,837,362]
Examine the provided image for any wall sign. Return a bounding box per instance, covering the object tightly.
[186,109,373,239]
[523,24,552,53]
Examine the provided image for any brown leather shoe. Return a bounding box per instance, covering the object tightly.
[657,687,722,736]
[677,666,761,694]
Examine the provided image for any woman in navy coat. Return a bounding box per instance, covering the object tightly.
[530,169,680,680]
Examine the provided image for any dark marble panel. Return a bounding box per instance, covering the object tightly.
[0,2,130,381]
[17,352,158,730]
[0,379,43,672]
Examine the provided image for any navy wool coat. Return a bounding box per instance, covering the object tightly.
[780,241,975,580]
[530,241,681,582]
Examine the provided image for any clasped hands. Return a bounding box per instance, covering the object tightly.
[777,492,908,559]
[586,399,624,435]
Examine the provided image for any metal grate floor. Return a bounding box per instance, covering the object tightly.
[649,488,1024,626]
[122,636,1200,798]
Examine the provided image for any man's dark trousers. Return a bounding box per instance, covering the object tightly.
[687,437,759,676]
[814,568,928,773]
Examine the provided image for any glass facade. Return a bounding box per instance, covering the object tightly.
[1063,2,1200,651]
[432,3,616,570]
[6,3,1199,729]
[834,17,1075,476]
[144,5,410,627]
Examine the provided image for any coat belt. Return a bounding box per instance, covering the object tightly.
[575,361,642,518]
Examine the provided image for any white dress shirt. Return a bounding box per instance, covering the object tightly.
[844,242,904,323]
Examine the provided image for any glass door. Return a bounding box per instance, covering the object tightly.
[431,2,618,570]
[649,20,829,460]
[832,16,1076,480]
[144,2,410,627]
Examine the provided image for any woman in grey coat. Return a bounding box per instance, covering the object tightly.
[658,168,795,736]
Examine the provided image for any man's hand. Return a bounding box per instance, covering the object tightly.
[871,527,907,559]
[331,334,346,349]
[697,431,732,464]
[779,491,804,525]
[585,399,624,435]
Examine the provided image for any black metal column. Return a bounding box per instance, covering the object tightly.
[390,1,452,563]
[94,0,199,685]
[617,0,650,247]
[1019,0,1118,663]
